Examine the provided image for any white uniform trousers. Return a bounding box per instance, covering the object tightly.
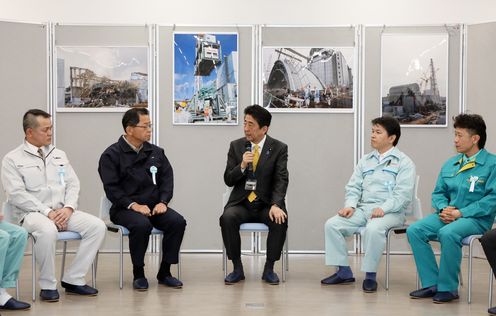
[22,211,106,289]
[324,209,405,273]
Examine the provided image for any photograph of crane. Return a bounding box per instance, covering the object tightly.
[262,47,354,113]
[173,32,238,125]
[381,33,448,127]
[56,46,148,111]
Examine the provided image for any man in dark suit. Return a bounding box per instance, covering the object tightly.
[98,108,186,291]
[220,104,289,285]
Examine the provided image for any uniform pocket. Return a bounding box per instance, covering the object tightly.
[18,163,44,191]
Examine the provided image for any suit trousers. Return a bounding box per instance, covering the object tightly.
[480,229,496,279]
[22,211,106,289]
[220,200,288,262]
[111,207,186,268]
[0,221,28,288]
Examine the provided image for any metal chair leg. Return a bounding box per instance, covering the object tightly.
[285,234,289,272]
[489,268,494,308]
[281,233,288,282]
[281,246,285,282]
[223,246,228,278]
[31,236,36,302]
[92,251,98,288]
[61,241,68,281]
[119,230,124,290]
[385,229,392,290]
[177,251,181,280]
[467,237,476,304]
[15,279,19,299]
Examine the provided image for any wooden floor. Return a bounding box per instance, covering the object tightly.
[10,252,494,315]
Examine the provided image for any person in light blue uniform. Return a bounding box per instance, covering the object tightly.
[0,216,30,311]
[407,113,496,304]
[321,116,416,293]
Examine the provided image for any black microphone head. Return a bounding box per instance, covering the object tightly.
[245,141,252,152]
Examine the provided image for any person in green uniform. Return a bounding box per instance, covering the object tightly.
[407,113,496,303]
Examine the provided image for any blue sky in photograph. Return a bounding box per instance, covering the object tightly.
[174,33,237,101]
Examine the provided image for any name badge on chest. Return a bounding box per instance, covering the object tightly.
[245,179,257,191]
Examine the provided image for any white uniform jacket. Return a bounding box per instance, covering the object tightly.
[1,141,79,223]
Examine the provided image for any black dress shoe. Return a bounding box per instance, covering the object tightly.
[0,297,31,310]
[488,306,496,315]
[432,291,459,304]
[158,276,183,288]
[224,270,245,284]
[40,289,60,302]
[262,271,280,285]
[321,273,355,285]
[133,277,149,291]
[362,279,378,293]
[61,281,98,296]
[409,286,437,299]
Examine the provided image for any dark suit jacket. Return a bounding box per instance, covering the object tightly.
[98,136,174,217]
[224,135,288,211]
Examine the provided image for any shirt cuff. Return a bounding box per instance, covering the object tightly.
[42,208,52,217]
[128,202,136,210]
[64,205,75,212]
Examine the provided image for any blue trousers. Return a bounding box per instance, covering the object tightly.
[0,221,28,288]
[407,213,486,291]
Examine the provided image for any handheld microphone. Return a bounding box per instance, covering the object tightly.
[244,141,253,172]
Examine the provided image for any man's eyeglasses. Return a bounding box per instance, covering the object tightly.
[134,124,153,129]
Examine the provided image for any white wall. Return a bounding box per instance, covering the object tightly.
[2,0,496,25]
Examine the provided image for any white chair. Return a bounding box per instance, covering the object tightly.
[2,202,96,302]
[221,187,289,282]
[99,196,180,289]
[353,175,421,290]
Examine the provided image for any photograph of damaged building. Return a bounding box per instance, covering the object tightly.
[381,34,448,126]
[57,46,148,110]
[262,47,354,112]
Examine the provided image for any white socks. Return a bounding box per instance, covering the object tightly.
[0,288,12,305]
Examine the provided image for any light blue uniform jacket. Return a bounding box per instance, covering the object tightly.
[345,147,416,215]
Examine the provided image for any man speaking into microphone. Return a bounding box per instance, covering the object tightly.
[220,104,289,285]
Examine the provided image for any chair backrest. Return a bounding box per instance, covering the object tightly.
[405,175,423,220]
[99,196,113,223]
[1,202,14,223]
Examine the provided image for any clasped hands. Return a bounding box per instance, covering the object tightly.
[338,207,385,219]
[131,202,167,217]
[48,207,73,231]
[439,206,461,224]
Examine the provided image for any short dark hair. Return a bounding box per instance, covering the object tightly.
[122,108,149,131]
[23,109,51,133]
[244,105,272,128]
[453,113,487,149]
[371,116,401,146]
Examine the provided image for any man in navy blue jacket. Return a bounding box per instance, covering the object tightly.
[98,108,186,290]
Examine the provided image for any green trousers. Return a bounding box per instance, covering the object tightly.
[407,213,486,291]
[0,221,28,288]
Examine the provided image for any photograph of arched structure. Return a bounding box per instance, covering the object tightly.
[262,47,354,113]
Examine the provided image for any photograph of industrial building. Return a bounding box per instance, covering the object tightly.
[173,33,238,125]
[381,34,448,126]
[262,47,354,113]
[56,46,148,111]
